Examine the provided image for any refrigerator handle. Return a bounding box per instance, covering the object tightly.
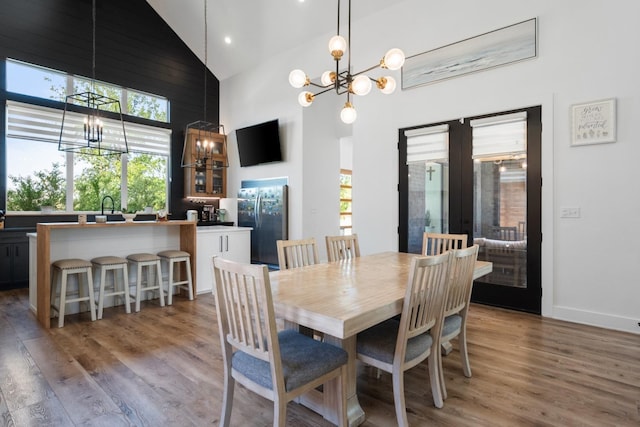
[256,193,262,228]
[254,192,260,228]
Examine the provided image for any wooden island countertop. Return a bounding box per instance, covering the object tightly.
[35,220,196,328]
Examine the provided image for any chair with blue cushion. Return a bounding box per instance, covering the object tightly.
[438,244,479,399]
[212,257,348,427]
[356,251,451,425]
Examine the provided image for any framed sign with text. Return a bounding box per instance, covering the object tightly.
[571,98,616,146]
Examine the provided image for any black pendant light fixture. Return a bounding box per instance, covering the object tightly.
[58,0,128,155]
[181,0,228,170]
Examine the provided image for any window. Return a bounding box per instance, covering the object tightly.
[5,58,172,213]
[340,169,352,235]
[6,59,169,122]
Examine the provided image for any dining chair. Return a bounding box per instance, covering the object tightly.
[438,244,479,400]
[276,238,319,270]
[325,234,360,262]
[212,257,348,427]
[356,252,451,425]
[422,232,467,256]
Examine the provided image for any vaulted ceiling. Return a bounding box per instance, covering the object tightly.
[146,0,401,81]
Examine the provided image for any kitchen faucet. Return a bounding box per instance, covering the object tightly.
[101,195,115,215]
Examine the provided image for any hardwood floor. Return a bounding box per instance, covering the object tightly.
[1,288,639,426]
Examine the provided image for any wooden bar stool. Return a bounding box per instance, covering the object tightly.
[157,250,194,305]
[91,256,131,319]
[50,258,96,328]
[126,253,165,312]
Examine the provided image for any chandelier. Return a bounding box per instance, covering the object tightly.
[181,0,228,169]
[58,0,128,155]
[289,0,405,124]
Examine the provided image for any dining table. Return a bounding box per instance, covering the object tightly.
[268,251,492,427]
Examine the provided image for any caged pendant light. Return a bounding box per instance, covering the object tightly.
[181,0,228,170]
[58,0,128,156]
[289,0,405,124]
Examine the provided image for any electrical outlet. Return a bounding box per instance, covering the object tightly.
[560,207,581,218]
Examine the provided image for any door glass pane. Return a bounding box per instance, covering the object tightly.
[407,161,449,253]
[473,136,527,288]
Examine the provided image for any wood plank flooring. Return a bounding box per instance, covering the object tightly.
[1,288,639,426]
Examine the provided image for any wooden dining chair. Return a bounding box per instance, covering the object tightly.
[356,252,451,425]
[422,232,467,256]
[212,257,348,427]
[325,234,360,262]
[438,244,479,400]
[276,238,319,270]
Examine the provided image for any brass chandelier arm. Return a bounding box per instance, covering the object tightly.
[289,0,404,123]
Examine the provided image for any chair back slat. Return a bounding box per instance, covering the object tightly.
[399,252,451,342]
[276,238,319,270]
[213,257,278,364]
[422,232,467,256]
[326,234,361,262]
[444,245,479,317]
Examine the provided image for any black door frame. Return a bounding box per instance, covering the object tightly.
[398,106,542,314]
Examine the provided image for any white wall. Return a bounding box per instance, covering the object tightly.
[221,0,640,334]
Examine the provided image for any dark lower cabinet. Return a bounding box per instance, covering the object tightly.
[0,231,30,290]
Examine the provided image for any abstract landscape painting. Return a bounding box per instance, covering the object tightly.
[402,18,537,89]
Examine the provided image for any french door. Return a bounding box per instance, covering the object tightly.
[399,106,541,314]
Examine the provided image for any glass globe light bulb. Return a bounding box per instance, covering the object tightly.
[289,69,308,88]
[321,70,335,86]
[298,91,314,107]
[340,102,357,124]
[377,76,397,94]
[351,75,372,96]
[328,35,347,60]
[382,48,405,70]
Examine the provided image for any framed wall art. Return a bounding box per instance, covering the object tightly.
[571,98,616,146]
[402,18,537,89]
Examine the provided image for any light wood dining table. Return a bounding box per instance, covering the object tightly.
[268,251,492,426]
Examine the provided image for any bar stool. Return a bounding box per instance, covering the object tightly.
[157,250,194,305]
[127,253,165,312]
[50,258,96,328]
[91,256,131,319]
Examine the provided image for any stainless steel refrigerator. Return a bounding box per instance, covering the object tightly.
[237,178,288,268]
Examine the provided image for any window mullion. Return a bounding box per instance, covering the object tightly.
[65,152,74,211]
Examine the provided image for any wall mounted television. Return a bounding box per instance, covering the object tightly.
[235,119,283,167]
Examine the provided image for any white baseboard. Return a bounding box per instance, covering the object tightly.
[552,305,640,335]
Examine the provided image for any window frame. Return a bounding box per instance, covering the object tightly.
[340,168,352,234]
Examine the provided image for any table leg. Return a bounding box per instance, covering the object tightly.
[323,335,366,427]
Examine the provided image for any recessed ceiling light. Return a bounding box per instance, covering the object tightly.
[224,36,232,45]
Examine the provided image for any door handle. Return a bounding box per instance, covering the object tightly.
[219,235,223,252]
[225,235,229,252]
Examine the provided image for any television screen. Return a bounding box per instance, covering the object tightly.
[235,119,283,167]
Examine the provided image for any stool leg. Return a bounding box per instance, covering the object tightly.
[185,258,194,301]
[51,266,58,317]
[122,264,131,314]
[85,268,96,322]
[167,259,174,306]
[135,262,143,312]
[156,261,165,307]
[58,270,68,328]
[97,266,107,320]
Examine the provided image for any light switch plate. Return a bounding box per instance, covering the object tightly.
[560,207,581,218]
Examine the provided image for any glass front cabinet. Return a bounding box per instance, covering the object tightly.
[183,129,227,198]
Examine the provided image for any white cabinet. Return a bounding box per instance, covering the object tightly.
[196,226,251,294]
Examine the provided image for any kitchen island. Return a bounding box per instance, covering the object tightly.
[33,220,196,328]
